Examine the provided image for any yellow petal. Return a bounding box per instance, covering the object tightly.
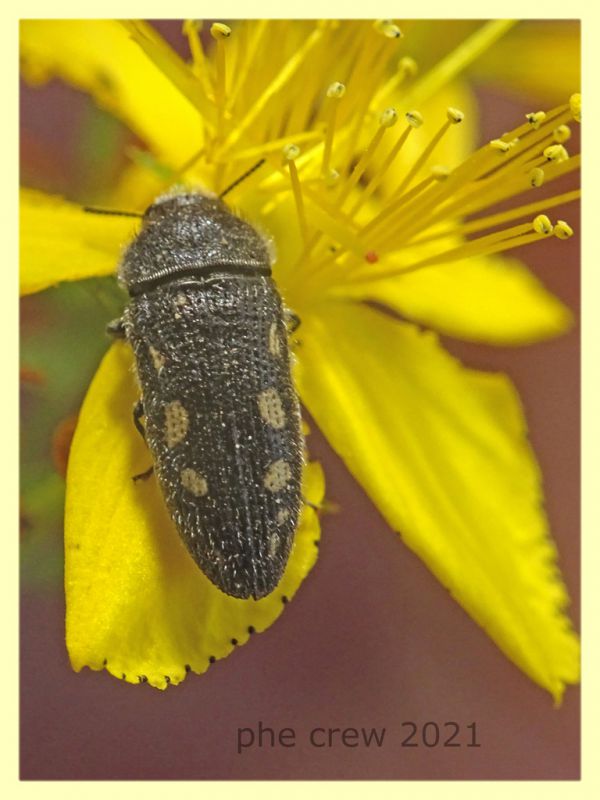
[65,342,323,689]
[332,253,572,344]
[19,20,203,164]
[296,301,579,701]
[468,21,580,105]
[20,189,134,295]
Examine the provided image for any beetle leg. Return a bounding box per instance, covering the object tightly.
[302,496,321,512]
[133,399,147,441]
[106,317,126,338]
[132,465,154,482]
[131,401,154,480]
[284,309,301,334]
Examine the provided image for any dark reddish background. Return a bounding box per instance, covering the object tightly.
[20,22,580,780]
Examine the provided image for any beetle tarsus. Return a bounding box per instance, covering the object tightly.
[106,317,126,338]
[132,465,154,482]
[133,399,147,442]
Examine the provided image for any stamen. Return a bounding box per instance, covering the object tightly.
[357,173,438,243]
[553,124,571,143]
[403,20,516,105]
[532,214,553,235]
[490,138,514,153]
[120,20,216,128]
[351,216,557,283]
[182,21,213,98]
[407,189,580,246]
[341,24,403,166]
[219,25,325,154]
[211,23,231,141]
[225,20,268,111]
[394,108,463,196]
[228,131,322,163]
[554,220,574,240]
[348,111,423,217]
[337,107,399,207]
[373,19,403,39]
[371,56,418,111]
[529,167,545,187]
[544,144,569,163]
[526,111,547,130]
[284,144,308,243]
[570,93,581,122]
[321,82,346,178]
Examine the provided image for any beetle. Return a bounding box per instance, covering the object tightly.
[105,187,304,600]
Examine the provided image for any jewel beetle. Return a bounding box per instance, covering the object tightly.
[105,186,304,600]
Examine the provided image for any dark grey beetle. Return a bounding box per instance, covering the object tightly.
[110,191,303,600]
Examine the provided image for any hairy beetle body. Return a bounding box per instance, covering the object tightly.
[118,193,303,599]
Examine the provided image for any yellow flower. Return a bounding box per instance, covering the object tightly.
[20,19,580,700]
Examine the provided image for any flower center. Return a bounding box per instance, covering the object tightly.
[132,21,580,298]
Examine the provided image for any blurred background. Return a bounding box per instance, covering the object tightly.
[20,20,580,780]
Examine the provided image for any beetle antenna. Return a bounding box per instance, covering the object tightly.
[83,206,144,218]
[219,159,266,199]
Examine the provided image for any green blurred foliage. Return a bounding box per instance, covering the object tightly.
[21,277,126,586]
[21,65,134,588]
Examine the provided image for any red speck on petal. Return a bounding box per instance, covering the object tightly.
[365,250,379,264]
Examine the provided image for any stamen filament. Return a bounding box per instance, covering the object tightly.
[211,23,231,143]
[410,189,580,246]
[348,117,419,217]
[403,20,516,106]
[182,21,213,99]
[225,132,321,163]
[226,20,268,111]
[394,115,453,196]
[370,56,417,112]
[321,83,346,177]
[348,221,554,287]
[120,20,216,128]
[284,145,309,243]
[337,108,398,207]
[361,173,436,238]
[219,26,325,154]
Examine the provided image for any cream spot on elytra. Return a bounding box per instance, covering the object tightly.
[257,388,286,429]
[149,345,165,373]
[164,400,189,447]
[180,468,208,497]
[173,292,188,320]
[269,533,279,557]
[263,459,291,492]
[269,322,281,357]
[276,507,290,525]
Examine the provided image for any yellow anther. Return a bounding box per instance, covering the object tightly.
[544,144,569,162]
[283,144,300,161]
[490,138,511,153]
[325,168,340,187]
[380,107,398,128]
[399,56,418,77]
[529,167,545,187]
[533,214,553,235]
[446,107,464,124]
[384,24,403,38]
[526,111,546,130]
[210,22,231,40]
[554,220,574,240]
[431,165,450,181]
[326,81,346,99]
[374,19,403,38]
[553,124,572,143]
[570,93,581,122]
[405,110,423,128]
